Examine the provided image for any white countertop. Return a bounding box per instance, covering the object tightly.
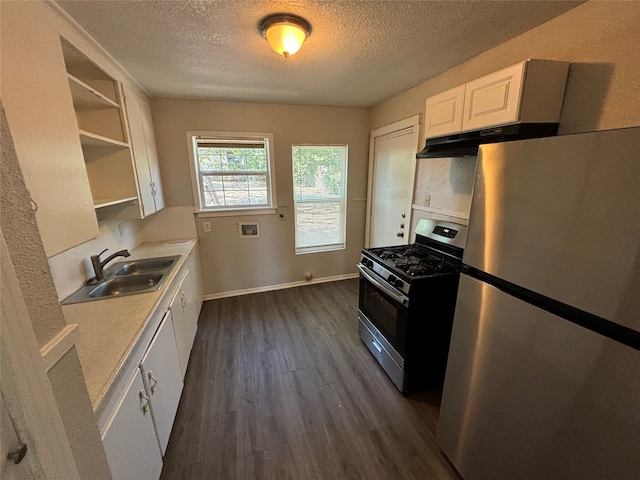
[62,239,198,413]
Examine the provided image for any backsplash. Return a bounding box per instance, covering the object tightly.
[48,219,143,301]
[413,156,477,219]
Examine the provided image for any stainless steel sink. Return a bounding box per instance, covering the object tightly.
[62,255,181,304]
[89,272,165,298]
[113,256,179,276]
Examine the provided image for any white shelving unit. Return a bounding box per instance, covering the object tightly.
[61,39,140,211]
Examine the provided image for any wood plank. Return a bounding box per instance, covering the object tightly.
[161,279,460,479]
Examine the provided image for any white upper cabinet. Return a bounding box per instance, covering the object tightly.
[61,39,165,220]
[424,85,465,138]
[425,59,569,139]
[61,40,142,212]
[122,86,165,217]
[462,61,526,131]
[0,1,99,256]
[140,98,165,213]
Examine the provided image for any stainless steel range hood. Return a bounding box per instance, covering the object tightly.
[416,123,559,158]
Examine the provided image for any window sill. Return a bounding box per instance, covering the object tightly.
[295,244,346,255]
[195,207,277,218]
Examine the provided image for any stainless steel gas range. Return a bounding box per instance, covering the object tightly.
[357,219,467,394]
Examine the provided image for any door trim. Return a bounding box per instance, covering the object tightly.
[366,115,420,248]
[0,230,80,478]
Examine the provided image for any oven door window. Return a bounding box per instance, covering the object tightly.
[359,277,408,357]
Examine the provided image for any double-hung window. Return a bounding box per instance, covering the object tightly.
[187,132,276,213]
[292,145,348,254]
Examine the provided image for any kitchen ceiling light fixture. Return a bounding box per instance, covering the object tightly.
[260,14,311,58]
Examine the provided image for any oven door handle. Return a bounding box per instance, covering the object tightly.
[357,264,409,307]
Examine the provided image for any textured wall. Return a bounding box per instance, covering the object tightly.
[1,106,66,347]
[371,0,640,222]
[1,105,112,478]
[152,99,370,295]
[48,349,112,480]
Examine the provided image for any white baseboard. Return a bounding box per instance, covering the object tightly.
[204,273,359,301]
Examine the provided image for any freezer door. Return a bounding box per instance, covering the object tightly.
[438,274,640,480]
[465,127,640,331]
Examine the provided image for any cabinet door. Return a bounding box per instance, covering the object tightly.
[140,311,183,456]
[1,2,99,256]
[123,85,155,218]
[425,85,465,138]
[101,368,162,480]
[140,99,165,212]
[169,269,198,377]
[462,61,526,131]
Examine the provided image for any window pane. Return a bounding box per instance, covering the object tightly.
[293,146,345,201]
[295,202,343,248]
[192,134,274,211]
[292,145,347,253]
[201,173,268,207]
[248,175,268,205]
[221,150,247,171]
[197,145,267,173]
[197,149,223,171]
[202,175,224,207]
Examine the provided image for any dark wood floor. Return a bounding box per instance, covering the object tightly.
[161,279,460,480]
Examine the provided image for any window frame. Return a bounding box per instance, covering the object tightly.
[186,131,277,216]
[292,144,348,255]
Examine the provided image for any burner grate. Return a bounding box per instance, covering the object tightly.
[368,242,461,279]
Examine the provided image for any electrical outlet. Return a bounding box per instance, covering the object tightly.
[203,221,211,233]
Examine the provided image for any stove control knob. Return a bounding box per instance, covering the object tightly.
[388,275,403,289]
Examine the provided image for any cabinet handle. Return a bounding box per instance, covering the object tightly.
[181,292,188,311]
[139,389,151,415]
[148,370,158,394]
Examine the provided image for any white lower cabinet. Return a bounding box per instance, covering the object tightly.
[169,269,199,378]
[100,247,204,479]
[101,367,163,480]
[169,249,203,377]
[140,311,184,455]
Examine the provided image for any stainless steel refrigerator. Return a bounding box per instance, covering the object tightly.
[437,127,640,480]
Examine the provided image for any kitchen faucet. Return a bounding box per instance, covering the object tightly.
[91,248,130,282]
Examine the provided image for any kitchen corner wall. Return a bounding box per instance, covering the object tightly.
[371,0,640,228]
[151,99,370,297]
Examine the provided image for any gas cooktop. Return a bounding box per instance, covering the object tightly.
[366,244,460,278]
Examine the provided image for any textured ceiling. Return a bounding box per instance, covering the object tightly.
[55,1,584,107]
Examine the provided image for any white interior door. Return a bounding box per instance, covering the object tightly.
[1,395,32,480]
[367,116,420,247]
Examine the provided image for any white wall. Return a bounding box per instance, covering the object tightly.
[371,0,640,228]
[151,99,370,296]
